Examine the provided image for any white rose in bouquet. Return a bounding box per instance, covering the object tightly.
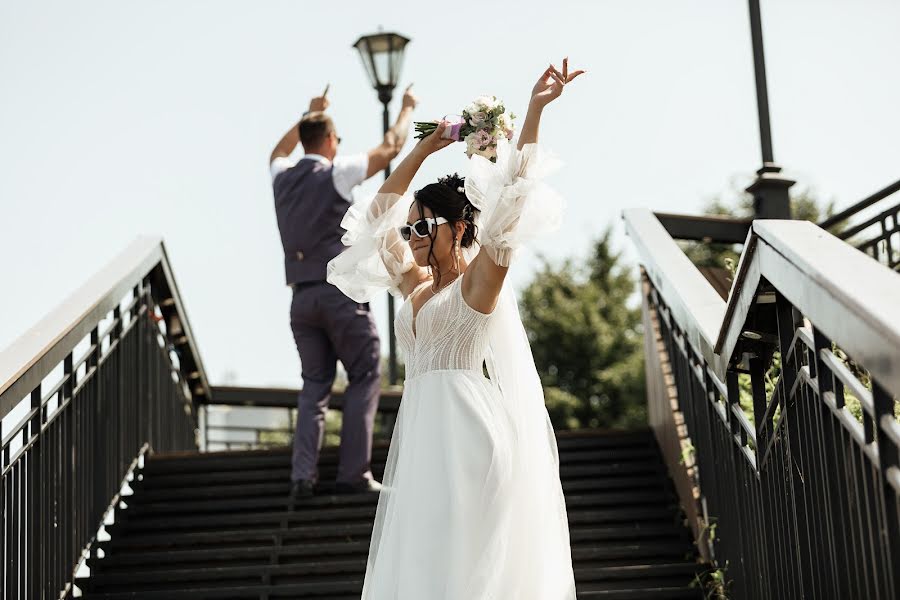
[468,111,488,127]
[474,95,499,111]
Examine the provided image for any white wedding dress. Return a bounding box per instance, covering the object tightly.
[327,139,576,600]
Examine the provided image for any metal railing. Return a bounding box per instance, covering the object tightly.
[200,386,402,451]
[0,237,208,600]
[820,178,900,270]
[626,209,900,599]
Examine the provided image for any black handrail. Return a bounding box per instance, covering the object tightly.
[819,178,900,231]
[817,178,900,270]
[653,212,753,244]
[0,237,209,599]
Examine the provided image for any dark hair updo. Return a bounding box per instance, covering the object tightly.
[412,173,480,248]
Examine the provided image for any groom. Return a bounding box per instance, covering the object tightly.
[270,86,417,500]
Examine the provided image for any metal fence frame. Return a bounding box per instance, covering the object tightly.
[819,178,900,270]
[200,386,402,451]
[0,237,209,600]
[626,209,900,599]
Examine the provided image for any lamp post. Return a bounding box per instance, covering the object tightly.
[353,31,411,386]
[745,0,793,219]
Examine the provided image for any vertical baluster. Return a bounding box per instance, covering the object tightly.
[873,381,900,597]
[775,294,811,597]
[801,360,826,598]
[12,460,20,599]
[815,327,854,597]
[27,385,39,600]
[3,444,9,600]
[888,209,900,269]
[880,216,891,267]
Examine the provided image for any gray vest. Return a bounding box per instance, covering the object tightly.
[273,158,352,285]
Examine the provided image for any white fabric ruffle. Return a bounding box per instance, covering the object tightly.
[466,139,564,267]
[327,191,416,303]
[326,138,563,299]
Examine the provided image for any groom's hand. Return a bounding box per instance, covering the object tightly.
[401,84,418,111]
[308,94,330,113]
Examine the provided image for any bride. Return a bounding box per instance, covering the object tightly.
[327,58,584,600]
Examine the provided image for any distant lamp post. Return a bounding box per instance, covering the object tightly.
[353,31,411,386]
[745,0,793,219]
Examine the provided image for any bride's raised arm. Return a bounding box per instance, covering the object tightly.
[462,58,584,313]
[516,59,585,150]
[327,123,454,301]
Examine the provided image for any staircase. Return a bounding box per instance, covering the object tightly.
[76,429,702,599]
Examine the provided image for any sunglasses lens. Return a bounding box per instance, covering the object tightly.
[413,221,431,237]
[399,226,411,241]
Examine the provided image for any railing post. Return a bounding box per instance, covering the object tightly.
[29,385,42,599]
[749,355,769,453]
[726,371,744,445]
[1,450,4,598]
[873,381,900,596]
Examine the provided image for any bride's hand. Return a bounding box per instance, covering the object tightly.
[416,121,456,156]
[530,57,585,109]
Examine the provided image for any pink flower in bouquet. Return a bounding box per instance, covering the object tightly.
[414,94,515,162]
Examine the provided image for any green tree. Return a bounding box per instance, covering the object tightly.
[520,230,646,430]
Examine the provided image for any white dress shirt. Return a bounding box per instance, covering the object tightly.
[270,153,369,202]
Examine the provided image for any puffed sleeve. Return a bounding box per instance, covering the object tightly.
[465,139,564,267]
[326,192,416,302]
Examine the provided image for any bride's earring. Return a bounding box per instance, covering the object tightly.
[453,238,461,273]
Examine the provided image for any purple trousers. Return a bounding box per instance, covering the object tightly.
[289,282,381,484]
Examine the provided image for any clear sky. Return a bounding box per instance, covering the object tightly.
[1,0,898,388]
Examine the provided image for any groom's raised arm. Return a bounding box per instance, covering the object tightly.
[364,85,418,179]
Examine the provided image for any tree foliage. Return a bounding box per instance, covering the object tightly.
[520,230,646,430]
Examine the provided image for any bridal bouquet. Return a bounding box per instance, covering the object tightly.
[414,95,515,162]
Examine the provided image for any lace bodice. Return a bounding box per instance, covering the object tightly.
[396,276,492,380]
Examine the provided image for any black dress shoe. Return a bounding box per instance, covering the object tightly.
[334,479,383,494]
[289,479,315,506]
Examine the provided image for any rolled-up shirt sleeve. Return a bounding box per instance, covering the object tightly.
[331,153,369,201]
[270,156,296,183]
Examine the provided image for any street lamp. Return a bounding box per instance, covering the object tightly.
[353,31,411,386]
[745,0,793,219]
[354,32,411,106]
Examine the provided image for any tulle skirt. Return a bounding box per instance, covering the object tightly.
[361,369,576,600]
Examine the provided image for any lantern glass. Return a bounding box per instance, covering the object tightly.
[353,32,410,91]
